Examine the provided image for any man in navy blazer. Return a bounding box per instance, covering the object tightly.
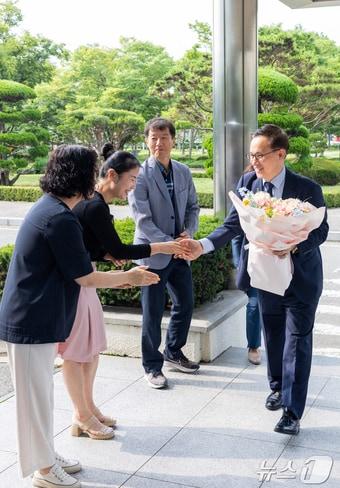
[181,125,328,434]
[129,117,200,389]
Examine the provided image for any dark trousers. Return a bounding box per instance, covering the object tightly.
[258,290,317,419]
[141,258,194,373]
[246,287,262,349]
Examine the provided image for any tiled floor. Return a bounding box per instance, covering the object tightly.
[0,348,339,487]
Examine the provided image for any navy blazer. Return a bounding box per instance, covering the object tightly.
[207,168,329,304]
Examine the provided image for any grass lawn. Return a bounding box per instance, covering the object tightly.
[322,184,340,194]
[192,177,213,193]
[14,174,42,186]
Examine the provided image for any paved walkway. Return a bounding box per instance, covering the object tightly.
[0,348,340,487]
[0,202,340,486]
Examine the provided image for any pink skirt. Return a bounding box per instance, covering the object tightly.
[58,286,107,363]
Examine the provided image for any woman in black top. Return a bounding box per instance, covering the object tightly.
[58,145,182,440]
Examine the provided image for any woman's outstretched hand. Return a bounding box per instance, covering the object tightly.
[150,241,188,256]
[125,265,160,286]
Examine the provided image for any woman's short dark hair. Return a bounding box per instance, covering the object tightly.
[40,144,98,199]
[253,124,289,152]
[99,144,141,178]
[144,117,176,138]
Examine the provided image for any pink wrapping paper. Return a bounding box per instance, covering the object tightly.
[229,191,326,296]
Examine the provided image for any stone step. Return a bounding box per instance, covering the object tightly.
[103,290,247,362]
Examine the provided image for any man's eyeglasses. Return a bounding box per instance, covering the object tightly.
[246,148,280,162]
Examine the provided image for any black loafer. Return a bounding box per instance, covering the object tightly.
[274,409,300,435]
[265,391,282,411]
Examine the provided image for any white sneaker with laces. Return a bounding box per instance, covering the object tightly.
[144,371,168,389]
[55,452,82,474]
[32,463,81,487]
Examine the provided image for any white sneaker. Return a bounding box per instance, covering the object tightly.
[55,452,82,474]
[32,463,81,487]
[144,371,168,389]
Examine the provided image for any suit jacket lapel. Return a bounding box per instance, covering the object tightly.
[148,157,173,205]
[251,178,263,193]
[282,168,296,199]
[172,161,182,206]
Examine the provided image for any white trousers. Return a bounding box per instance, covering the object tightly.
[7,342,57,478]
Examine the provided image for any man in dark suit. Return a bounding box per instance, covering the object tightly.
[181,124,328,435]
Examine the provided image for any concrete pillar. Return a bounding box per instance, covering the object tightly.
[213,0,258,217]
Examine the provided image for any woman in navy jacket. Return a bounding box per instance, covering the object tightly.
[0,145,159,488]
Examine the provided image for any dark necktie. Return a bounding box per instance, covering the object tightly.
[263,181,274,196]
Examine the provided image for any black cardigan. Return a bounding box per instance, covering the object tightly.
[73,192,151,261]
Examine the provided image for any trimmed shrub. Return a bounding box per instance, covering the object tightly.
[288,136,310,158]
[0,245,14,300]
[183,160,205,168]
[192,171,211,178]
[0,186,42,201]
[258,113,303,131]
[312,157,340,177]
[324,192,340,208]
[98,216,231,307]
[258,67,299,104]
[0,186,214,208]
[203,133,213,179]
[32,157,48,174]
[0,216,231,307]
[197,192,213,208]
[0,132,38,146]
[0,80,36,102]
[295,125,309,139]
[309,132,328,157]
[299,168,339,186]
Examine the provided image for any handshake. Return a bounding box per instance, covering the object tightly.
[172,238,204,261]
[151,232,204,262]
[103,236,205,290]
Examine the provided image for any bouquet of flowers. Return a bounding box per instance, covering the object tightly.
[229,188,326,295]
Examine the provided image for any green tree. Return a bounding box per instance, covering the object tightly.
[111,37,174,121]
[33,73,76,143]
[33,39,173,145]
[259,25,340,132]
[309,132,327,157]
[258,67,311,170]
[155,21,212,127]
[0,1,69,87]
[65,45,117,98]
[0,79,49,185]
[60,106,144,152]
